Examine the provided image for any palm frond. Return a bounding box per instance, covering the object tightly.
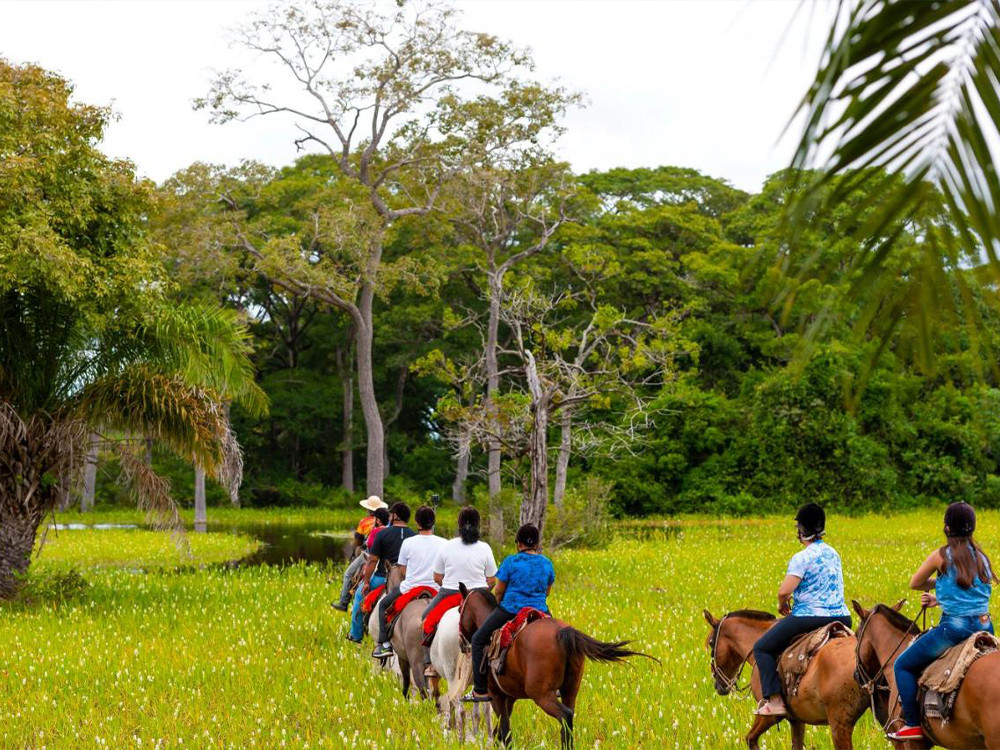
[139,304,268,417]
[70,366,243,503]
[113,441,187,539]
[787,0,1000,374]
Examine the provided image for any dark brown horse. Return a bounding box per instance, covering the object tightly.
[458,584,654,749]
[853,600,1000,749]
[703,609,867,750]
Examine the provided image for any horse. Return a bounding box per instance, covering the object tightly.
[853,599,1000,749]
[389,590,436,700]
[430,606,493,736]
[458,583,653,749]
[703,608,867,750]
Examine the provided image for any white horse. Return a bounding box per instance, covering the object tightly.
[431,607,490,736]
[367,593,400,676]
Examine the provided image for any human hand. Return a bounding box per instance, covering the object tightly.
[920,592,938,608]
[778,599,791,616]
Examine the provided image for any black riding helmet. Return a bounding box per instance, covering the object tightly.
[795,503,825,538]
[944,502,976,538]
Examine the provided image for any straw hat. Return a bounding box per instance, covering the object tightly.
[360,495,388,511]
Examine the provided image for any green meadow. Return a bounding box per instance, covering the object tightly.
[0,508,983,748]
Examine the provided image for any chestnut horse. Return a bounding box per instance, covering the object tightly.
[703,609,867,750]
[458,584,654,749]
[853,600,1000,749]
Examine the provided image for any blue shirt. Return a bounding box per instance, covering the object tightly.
[496,552,555,614]
[787,539,850,617]
[937,546,992,616]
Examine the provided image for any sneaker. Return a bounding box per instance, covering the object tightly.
[753,699,787,717]
[372,644,394,659]
[887,726,924,741]
[461,691,491,703]
[331,602,348,612]
[345,634,362,644]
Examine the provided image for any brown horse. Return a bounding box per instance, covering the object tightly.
[853,600,1000,749]
[389,593,436,701]
[703,609,867,750]
[458,584,653,749]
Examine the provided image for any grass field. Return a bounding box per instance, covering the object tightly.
[0,507,989,747]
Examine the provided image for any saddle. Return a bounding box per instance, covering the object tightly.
[384,586,436,641]
[919,630,1000,722]
[360,584,385,616]
[486,607,551,676]
[421,593,463,647]
[779,621,854,698]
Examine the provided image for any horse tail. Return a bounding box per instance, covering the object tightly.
[556,627,659,665]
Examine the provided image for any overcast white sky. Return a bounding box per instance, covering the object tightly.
[1,0,832,193]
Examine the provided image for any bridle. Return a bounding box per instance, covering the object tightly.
[709,615,755,698]
[854,606,926,735]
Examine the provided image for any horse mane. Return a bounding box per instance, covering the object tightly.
[872,603,916,631]
[726,609,776,622]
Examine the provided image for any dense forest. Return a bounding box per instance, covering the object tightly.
[79,160,998,519]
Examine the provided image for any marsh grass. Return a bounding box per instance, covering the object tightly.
[0,508,988,747]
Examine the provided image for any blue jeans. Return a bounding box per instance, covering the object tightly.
[349,574,386,641]
[752,614,852,699]
[894,613,994,727]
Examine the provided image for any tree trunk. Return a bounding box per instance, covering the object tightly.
[553,409,572,507]
[452,430,471,504]
[355,284,385,500]
[225,402,239,508]
[80,432,99,512]
[194,463,207,526]
[382,367,408,482]
[485,271,503,502]
[337,334,355,493]
[521,350,549,540]
[0,508,38,598]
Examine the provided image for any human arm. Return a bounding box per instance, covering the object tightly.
[777,575,801,617]
[433,572,444,586]
[486,576,496,588]
[494,580,507,604]
[361,556,377,595]
[910,550,944,592]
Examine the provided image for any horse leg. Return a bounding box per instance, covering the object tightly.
[399,656,411,699]
[557,658,585,750]
[789,720,805,750]
[745,715,779,750]
[534,692,575,750]
[828,717,855,750]
[492,695,513,748]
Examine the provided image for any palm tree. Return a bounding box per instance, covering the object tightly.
[0,59,266,597]
[787,0,1000,373]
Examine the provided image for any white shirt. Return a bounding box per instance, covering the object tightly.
[434,538,498,591]
[397,533,446,594]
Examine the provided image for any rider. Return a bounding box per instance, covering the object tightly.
[752,503,852,718]
[333,495,388,612]
[464,523,554,703]
[420,506,497,675]
[372,505,445,658]
[888,502,998,742]
[346,507,390,643]
[364,502,416,657]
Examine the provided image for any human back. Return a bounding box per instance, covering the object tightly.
[787,539,850,617]
[397,508,445,594]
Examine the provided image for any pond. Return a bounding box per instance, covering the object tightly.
[196,521,352,567]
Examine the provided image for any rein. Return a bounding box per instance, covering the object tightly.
[854,606,926,734]
[710,615,755,698]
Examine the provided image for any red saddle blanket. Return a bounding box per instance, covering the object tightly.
[421,593,462,646]
[361,584,386,615]
[497,607,551,650]
[387,586,437,619]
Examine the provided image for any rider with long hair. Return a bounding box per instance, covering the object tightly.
[752,503,851,718]
[888,502,998,742]
[463,523,554,703]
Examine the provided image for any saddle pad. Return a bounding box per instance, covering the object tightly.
[387,586,436,620]
[919,630,999,695]
[422,593,462,641]
[779,621,853,697]
[361,584,386,615]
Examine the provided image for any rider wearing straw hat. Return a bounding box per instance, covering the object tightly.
[752,503,851,718]
[888,502,998,742]
[333,496,388,612]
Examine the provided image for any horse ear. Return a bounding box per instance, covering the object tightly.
[852,600,870,620]
[459,582,468,599]
[703,609,719,627]
[892,598,906,612]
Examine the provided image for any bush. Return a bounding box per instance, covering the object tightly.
[546,477,613,550]
[13,567,90,606]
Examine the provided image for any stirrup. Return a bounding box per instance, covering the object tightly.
[753,699,787,717]
[462,691,491,703]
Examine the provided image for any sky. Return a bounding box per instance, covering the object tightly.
[0,0,833,193]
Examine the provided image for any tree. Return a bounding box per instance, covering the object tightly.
[0,60,264,596]
[199,0,541,498]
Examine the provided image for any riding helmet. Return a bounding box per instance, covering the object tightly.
[944,502,976,538]
[795,503,825,537]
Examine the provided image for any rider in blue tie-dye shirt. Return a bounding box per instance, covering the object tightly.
[751,503,852,719]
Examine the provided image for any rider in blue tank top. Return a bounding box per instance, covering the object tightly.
[889,502,998,743]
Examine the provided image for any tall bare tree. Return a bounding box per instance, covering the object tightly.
[200,0,541,498]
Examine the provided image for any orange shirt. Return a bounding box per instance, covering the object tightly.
[356,515,376,537]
